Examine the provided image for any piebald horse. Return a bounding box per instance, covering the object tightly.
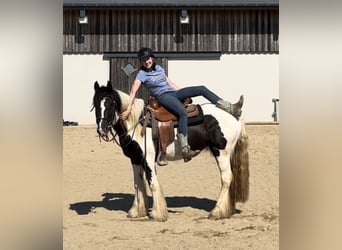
[92,81,249,221]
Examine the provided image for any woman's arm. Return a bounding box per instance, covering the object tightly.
[120,79,141,120]
[166,76,180,90]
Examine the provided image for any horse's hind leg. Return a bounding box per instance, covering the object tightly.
[209,153,235,219]
[127,164,149,218]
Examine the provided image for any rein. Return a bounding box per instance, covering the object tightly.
[98,115,145,148]
[109,122,136,148]
[95,93,150,170]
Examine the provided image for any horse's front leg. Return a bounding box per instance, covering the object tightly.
[127,163,149,218]
[145,150,168,221]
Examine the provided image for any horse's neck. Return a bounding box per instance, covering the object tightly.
[117,90,144,134]
[116,90,130,111]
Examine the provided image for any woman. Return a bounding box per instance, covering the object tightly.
[120,47,244,163]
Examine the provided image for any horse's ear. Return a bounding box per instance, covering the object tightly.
[106,81,113,90]
[94,81,100,91]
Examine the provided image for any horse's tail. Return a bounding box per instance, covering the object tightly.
[230,120,249,203]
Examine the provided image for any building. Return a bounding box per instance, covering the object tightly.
[63,0,279,124]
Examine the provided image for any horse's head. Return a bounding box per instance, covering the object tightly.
[92,81,122,141]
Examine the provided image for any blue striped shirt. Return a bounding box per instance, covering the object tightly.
[136,65,175,97]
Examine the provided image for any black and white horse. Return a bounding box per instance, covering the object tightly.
[92,81,249,221]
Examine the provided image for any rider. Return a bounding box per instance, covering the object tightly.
[120,47,244,163]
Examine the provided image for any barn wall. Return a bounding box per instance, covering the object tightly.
[63,55,109,125]
[168,54,279,122]
[63,7,279,124]
[63,8,278,54]
[63,54,278,124]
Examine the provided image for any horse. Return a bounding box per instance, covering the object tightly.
[92,81,249,221]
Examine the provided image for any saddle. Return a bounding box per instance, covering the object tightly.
[148,96,199,122]
[142,96,204,166]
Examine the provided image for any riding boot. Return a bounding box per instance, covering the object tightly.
[177,134,200,163]
[216,95,244,120]
[157,151,168,166]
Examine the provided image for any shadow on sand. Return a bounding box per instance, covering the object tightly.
[69,192,218,215]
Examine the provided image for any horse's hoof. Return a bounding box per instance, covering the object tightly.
[209,208,232,220]
[149,216,168,222]
[149,211,168,222]
[208,211,221,220]
[127,210,138,218]
[128,208,148,218]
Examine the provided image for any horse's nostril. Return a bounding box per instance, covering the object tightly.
[99,126,110,136]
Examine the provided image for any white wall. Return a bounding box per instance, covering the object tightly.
[63,54,278,125]
[168,54,279,122]
[63,55,109,125]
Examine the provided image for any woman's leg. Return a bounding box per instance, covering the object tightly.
[176,85,221,103]
[176,85,244,120]
[157,92,188,136]
[157,92,200,162]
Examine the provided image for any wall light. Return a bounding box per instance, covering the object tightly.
[180,10,189,24]
[79,10,88,24]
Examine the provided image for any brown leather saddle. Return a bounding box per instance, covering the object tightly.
[142,96,204,166]
[148,96,199,122]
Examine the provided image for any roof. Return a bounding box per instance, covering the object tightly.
[63,0,279,8]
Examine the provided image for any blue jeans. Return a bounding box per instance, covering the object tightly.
[156,86,221,136]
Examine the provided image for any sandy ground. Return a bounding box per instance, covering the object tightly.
[63,124,279,249]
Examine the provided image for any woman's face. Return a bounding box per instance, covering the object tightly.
[140,56,153,69]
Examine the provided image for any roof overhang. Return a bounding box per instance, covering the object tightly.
[64,0,279,9]
[102,51,222,60]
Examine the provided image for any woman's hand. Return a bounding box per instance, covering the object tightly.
[120,107,131,120]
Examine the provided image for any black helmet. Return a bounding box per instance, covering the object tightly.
[137,47,154,59]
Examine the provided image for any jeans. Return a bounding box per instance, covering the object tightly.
[156,86,221,136]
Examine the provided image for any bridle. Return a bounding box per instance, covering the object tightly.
[95,95,143,147]
[93,91,150,174]
[96,95,118,143]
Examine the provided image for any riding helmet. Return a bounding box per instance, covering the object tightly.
[137,47,154,59]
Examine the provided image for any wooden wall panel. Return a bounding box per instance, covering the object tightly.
[63,9,279,54]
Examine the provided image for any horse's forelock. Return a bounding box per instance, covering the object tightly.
[94,86,121,108]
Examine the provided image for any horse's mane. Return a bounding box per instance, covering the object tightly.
[116,90,145,133]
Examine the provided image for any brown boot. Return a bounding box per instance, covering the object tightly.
[216,95,244,120]
[177,134,200,162]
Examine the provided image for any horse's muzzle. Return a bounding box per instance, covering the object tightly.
[96,125,108,137]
